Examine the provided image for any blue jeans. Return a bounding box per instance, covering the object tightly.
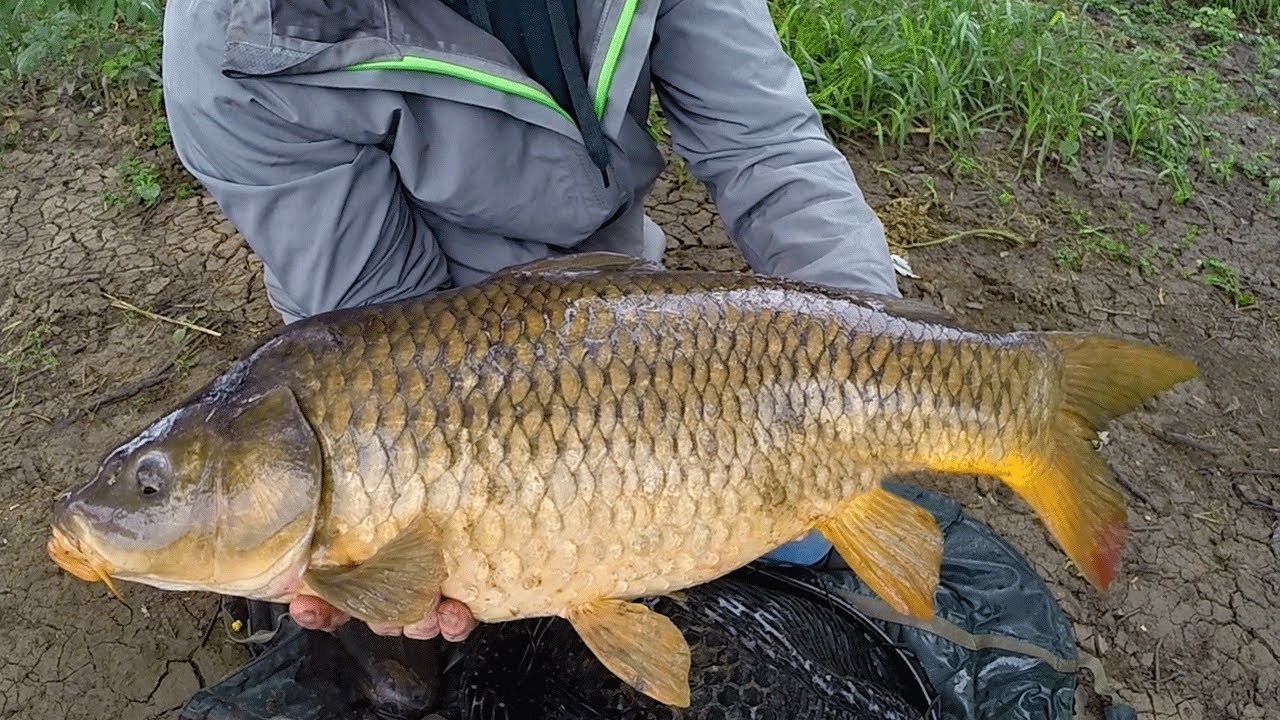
[759,531,832,566]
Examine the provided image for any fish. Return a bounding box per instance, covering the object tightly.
[47,251,1199,708]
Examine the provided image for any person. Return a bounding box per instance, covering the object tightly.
[161,0,901,712]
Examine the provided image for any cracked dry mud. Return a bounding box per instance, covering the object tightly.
[2,104,1278,720]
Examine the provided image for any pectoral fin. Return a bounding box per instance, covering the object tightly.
[302,514,445,626]
[818,486,943,620]
[567,598,692,708]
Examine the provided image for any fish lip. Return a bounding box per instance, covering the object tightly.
[47,524,123,600]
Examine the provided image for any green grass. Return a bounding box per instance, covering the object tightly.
[1049,193,1137,270]
[772,0,1241,200]
[1088,0,1279,118]
[1194,258,1256,307]
[3,0,1273,212]
[1,323,58,376]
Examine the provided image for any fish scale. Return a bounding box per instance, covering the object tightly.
[275,271,1000,617]
[49,252,1200,709]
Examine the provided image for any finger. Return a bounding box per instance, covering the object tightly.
[403,611,441,641]
[437,599,478,642]
[289,595,350,632]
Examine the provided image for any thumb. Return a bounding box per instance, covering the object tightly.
[289,594,351,632]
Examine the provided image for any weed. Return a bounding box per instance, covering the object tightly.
[1204,0,1280,25]
[1192,504,1229,525]
[1197,258,1255,307]
[1211,145,1239,182]
[1182,224,1200,250]
[172,347,197,377]
[1187,5,1240,59]
[1052,193,1132,268]
[920,176,939,203]
[1055,244,1084,271]
[646,96,668,144]
[1,323,58,376]
[2,0,162,104]
[1239,138,1275,181]
[1090,235,1132,262]
[170,310,208,346]
[1265,177,1280,206]
[141,117,169,149]
[102,154,161,208]
[1138,243,1163,276]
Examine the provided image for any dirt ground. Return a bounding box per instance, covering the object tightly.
[1,89,1278,720]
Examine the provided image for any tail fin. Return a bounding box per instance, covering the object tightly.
[1003,333,1199,590]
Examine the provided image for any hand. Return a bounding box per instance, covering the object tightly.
[288,593,479,642]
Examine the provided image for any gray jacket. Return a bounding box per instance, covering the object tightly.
[162,0,900,324]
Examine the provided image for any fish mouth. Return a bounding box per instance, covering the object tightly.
[47,525,123,601]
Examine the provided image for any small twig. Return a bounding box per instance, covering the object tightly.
[1111,471,1160,510]
[1091,306,1152,320]
[102,293,222,338]
[899,227,1026,250]
[1230,482,1280,515]
[1146,425,1223,456]
[83,366,175,413]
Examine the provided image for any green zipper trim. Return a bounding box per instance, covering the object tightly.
[345,56,574,122]
[345,0,641,124]
[593,0,638,119]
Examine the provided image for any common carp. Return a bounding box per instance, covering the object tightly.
[48,252,1198,707]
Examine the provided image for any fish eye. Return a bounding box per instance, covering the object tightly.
[134,453,171,497]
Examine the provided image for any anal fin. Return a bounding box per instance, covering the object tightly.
[567,598,692,707]
[818,486,943,620]
[302,513,445,627]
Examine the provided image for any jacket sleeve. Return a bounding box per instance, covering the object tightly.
[648,0,901,297]
[161,23,449,322]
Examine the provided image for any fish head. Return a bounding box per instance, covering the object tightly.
[48,385,323,600]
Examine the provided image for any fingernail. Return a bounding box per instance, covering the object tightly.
[295,610,317,627]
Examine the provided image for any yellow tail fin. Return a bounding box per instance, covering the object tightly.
[1003,333,1199,590]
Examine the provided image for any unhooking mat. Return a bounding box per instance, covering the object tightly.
[178,483,1137,720]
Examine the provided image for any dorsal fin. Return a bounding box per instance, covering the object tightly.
[498,252,664,277]
[861,294,959,326]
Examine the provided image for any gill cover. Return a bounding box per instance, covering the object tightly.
[209,385,325,592]
[49,384,324,597]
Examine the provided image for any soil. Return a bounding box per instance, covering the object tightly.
[1,90,1278,720]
